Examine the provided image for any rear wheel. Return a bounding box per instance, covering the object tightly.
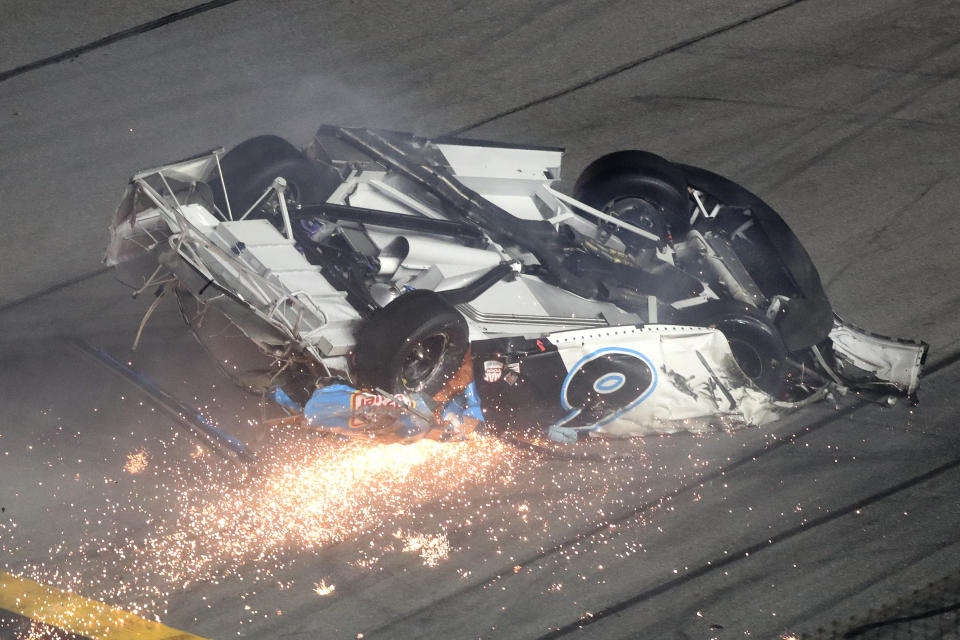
[211,135,340,220]
[353,290,469,396]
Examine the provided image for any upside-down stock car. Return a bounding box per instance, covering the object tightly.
[106,125,927,443]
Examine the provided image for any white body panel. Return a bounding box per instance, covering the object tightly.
[547,325,785,439]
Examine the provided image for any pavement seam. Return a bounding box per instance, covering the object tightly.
[0,0,246,84]
[447,0,813,136]
[843,599,960,638]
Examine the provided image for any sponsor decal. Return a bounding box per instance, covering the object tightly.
[349,391,414,428]
[483,360,505,383]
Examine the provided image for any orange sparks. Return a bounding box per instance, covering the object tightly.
[313,580,336,596]
[401,532,451,567]
[106,434,517,595]
[19,620,67,640]
[9,430,524,624]
[123,448,149,474]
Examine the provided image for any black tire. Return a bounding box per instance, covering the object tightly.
[211,135,340,219]
[678,163,834,352]
[572,150,691,244]
[673,300,788,396]
[353,290,469,395]
[714,312,788,397]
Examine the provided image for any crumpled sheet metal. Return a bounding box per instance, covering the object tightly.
[278,382,484,444]
[548,326,786,438]
[829,318,926,394]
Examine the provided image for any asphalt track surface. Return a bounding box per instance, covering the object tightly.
[1,1,959,638]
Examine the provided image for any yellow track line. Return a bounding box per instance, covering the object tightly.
[0,572,208,640]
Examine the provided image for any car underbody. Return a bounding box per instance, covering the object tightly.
[106,126,927,440]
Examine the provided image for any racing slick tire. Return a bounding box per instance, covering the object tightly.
[674,300,789,397]
[211,135,340,218]
[713,311,788,397]
[353,290,470,396]
[572,150,691,245]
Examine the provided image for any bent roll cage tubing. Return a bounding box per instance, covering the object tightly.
[128,161,329,363]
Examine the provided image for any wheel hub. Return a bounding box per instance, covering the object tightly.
[400,333,448,390]
[606,196,667,242]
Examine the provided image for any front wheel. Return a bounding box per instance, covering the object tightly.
[675,300,789,397]
[713,312,788,397]
[573,150,691,247]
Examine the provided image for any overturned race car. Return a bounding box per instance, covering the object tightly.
[106,126,927,443]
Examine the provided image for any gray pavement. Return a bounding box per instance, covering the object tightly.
[1,1,959,639]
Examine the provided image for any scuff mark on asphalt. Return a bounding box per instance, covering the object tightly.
[448,0,815,136]
[535,444,960,639]
[0,0,247,84]
[628,94,960,133]
[0,267,110,314]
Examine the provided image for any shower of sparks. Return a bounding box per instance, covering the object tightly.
[401,532,451,567]
[0,390,705,638]
[313,580,335,596]
[20,620,67,640]
[123,448,149,474]
[2,429,527,627]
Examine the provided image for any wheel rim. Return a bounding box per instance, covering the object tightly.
[607,196,666,237]
[285,180,302,206]
[399,333,449,391]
